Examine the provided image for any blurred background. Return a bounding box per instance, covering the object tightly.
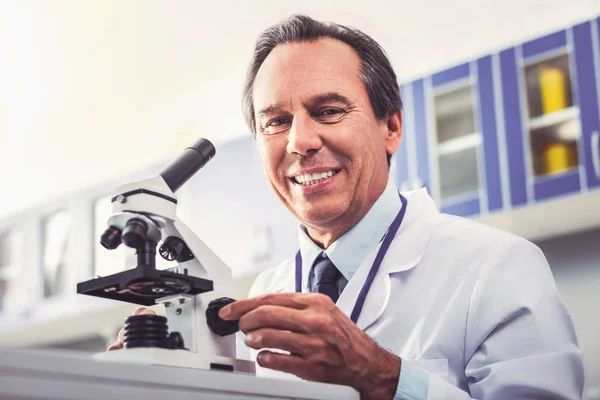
[0,0,599,397]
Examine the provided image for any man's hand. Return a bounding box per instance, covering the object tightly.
[219,293,401,400]
[106,307,156,351]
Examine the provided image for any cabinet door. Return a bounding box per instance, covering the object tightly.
[430,63,482,216]
[415,61,502,217]
[579,19,600,189]
[500,26,599,205]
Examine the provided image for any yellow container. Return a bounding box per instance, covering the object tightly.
[539,66,567,114]
[544,142,575,175]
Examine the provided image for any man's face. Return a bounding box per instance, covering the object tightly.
[252,38,401,233]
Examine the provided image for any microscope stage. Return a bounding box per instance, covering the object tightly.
[77,267,213,306]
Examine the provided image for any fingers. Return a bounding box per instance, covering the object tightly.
[238,305,330,334]
[245,328,327,359]
[220,293,330,320]
[256,350,312,379]
[106,342,122,352]
[107,327,124,352]
[132,307,156,316]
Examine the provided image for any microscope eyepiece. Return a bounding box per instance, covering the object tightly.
[100,226,122,250]
[160,138,216,193]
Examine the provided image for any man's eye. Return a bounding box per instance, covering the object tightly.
[268,117,290,127]
[261,117,291,135]
[315,108,345,123]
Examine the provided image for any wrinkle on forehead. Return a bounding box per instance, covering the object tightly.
[252,38,363,113]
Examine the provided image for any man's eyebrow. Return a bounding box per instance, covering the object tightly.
[303,93,354,108]
[256,93,353,118]
[257,103,286,118]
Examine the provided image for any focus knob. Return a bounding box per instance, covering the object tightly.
[206,297,239,337]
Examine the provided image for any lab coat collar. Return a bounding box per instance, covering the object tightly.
[385,188,439,274]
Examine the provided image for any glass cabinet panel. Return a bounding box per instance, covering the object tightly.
[433,83,481,201]
[0,230,24,313]
[524,53,580,177]
[42,211,72,298]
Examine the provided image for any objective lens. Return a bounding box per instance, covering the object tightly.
[100,226,122,250]
[122,218,148,249]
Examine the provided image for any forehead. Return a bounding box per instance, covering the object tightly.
[253,38,365,109]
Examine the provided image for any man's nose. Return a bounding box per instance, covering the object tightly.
[286,114,323,156]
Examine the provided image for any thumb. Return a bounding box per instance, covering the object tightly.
[132,307,156,316]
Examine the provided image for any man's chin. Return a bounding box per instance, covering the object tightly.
[295,204,348,228]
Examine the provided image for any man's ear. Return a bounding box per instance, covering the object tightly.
[384,110,402,156]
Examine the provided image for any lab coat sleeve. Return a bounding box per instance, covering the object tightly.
[399,239,584,400]
[460,239,583,399]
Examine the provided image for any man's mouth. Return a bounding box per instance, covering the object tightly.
[292,169,340,186]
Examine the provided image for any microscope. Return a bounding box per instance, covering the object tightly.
[76,138,254,374]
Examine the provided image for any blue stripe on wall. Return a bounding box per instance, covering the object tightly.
[499,47,528,207]
[432,63,470,88]
[522,30,567,59]
[441,197,480,217]
[477,55,503,212]
[412,79,431,194]
[533,170,581,200]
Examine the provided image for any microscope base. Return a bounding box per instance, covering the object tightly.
[93,347,256,375]
[0,347,359,400]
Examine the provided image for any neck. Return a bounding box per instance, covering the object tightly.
[305,182,387,249]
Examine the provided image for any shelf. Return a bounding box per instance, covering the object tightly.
[528,113,580,176]
[528,106,579,131]
[531,165,580,181]
[474,189,600,243]
[437,133,481,156]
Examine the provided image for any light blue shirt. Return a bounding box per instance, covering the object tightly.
[297,180,429,399]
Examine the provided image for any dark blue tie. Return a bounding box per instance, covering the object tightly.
[312,254,341,303]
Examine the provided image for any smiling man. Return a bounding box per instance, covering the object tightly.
[220,14,584,400]
[110,14,584,400]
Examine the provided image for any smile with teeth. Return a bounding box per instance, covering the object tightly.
[293,170,339,186]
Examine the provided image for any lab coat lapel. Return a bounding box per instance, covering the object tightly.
[335,247,390,331]
[336,189,439,331]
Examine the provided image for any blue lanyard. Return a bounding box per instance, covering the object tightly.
[295,194,408,324]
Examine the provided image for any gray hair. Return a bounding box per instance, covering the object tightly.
[242,14,402,165]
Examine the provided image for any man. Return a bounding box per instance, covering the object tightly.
[111,15,584,399]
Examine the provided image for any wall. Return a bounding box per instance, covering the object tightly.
[1,0,599,219]
[536,228,600,393]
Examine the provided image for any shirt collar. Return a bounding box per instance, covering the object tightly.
[297,179,402,283]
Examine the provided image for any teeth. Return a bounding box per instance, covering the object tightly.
[294,170,337,185]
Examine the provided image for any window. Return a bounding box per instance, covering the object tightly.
[42,211,72,298]
[0,230,24,313]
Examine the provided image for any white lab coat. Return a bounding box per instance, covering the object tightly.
[244,189,584,399]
